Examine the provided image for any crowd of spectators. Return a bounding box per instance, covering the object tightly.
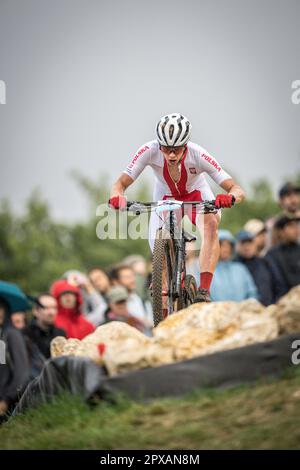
[1,182,299,422]
[0,258,152,421]
[187,182,300,304]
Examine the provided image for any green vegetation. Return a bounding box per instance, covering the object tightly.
[1,367,300,449]
[0,174,151,293]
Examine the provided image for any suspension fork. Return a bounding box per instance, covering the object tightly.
[175,243,184,294]
[169,210,185,297]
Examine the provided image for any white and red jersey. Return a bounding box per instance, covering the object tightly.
[123,140,231,201]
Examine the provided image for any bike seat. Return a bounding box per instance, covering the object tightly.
[183,230,197,242]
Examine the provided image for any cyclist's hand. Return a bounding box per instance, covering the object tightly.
[108,195,127,210]
[215,194,235,208]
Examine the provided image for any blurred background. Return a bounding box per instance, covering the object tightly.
[0,0,300,292]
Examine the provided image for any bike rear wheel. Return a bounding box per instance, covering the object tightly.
[183,274,198,307]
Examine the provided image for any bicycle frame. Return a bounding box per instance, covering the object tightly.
[167,209,185,303]
[157,204,195,306]
[126,199,218,314]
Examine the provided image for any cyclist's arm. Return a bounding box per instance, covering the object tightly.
[110,173,134,198]
[220,178,245,204]
[195,146,245,204]
[110,143,151,198]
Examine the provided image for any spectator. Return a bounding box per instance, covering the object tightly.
[64,270,108,327]
[25,293,66,361]
[235,230,286,305]
[210,230,258,302]
[266,183,300,249]
[109,264,152,327]
[278,183,300,217]
[123,255,148,300]
[88,268,111,297]
[244,219,267,256]
[10,311,26,330]
[0,295,30,422]
[50,279,95,340]
[122,255,153,317]
[265,216,300,295]
[105,286,150,335]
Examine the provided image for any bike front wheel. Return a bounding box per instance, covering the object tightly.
[152,228,180,326]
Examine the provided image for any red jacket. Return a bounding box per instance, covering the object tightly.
[50,279,95,340]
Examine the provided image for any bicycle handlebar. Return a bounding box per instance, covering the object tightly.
[126,200,216,208]
[125,199,219,215]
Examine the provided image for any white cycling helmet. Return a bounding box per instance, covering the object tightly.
[156,113,192,147]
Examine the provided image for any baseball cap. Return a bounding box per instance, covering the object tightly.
[235,230,254,242]
[244,219,266,236]
[278,183,300,199]
[107,286,129,303]
[218,229,236,245]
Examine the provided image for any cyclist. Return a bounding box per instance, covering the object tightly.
[109,113,245,302]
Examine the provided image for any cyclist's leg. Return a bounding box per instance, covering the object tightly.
[198,212,220,273]
[194,180,221,296]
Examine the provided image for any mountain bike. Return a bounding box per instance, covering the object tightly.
[126,199,218,326]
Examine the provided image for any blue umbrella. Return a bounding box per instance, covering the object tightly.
[0,280,31,313]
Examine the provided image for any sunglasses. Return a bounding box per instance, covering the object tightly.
[160,145,185,155]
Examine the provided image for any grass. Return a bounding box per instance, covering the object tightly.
[1,367,300,450]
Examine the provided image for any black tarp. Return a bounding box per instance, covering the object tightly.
[12,333,300,417]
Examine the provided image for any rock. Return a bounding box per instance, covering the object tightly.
[82,321,151,347]
[73,342,102,365]
[197,311,279,357]
[154,301,241,338]
[144,340,174,368]
[170,327,230,361]
[51,335,102,364]
[50,298,281,376]
[50,336,67,357]
[102,341,152,376]
[238,298,266,316]
[83,322,153,375]
[275,285,300,334]
[153,299,278,362]
[60,338,81,356]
